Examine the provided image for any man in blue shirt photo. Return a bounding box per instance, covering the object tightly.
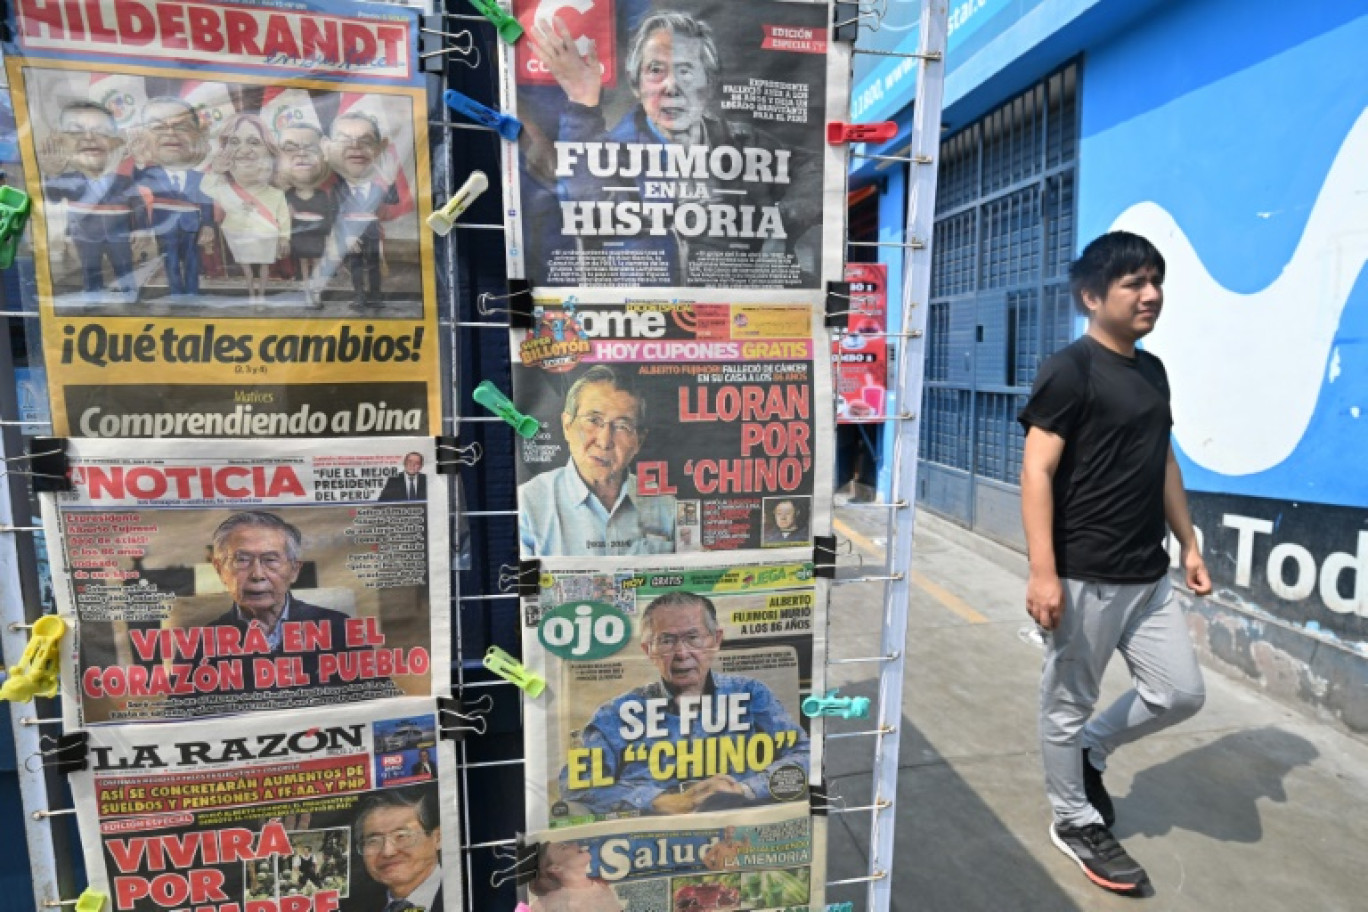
[558,591,809,817]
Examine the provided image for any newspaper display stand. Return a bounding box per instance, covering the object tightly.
[0,2,950,912]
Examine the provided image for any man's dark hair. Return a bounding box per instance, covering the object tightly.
[352,788,438,851]
[1068,231,1166,315]
[331,111,382,142]
[59,100,118,130]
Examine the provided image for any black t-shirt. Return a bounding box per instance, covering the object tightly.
[1017,335,1172,583]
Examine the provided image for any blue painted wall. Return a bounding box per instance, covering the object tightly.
[1080,0,1368,641]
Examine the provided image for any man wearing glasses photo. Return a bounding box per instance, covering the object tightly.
[350,789,443,912]
[520,365,676,556]
[557,592,809,817]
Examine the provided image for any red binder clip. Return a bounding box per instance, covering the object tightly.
[827,121,898,144]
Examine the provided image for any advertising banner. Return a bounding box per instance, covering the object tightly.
[520,803,824,912]
[40,437,449,726]
[70,698,463,912]
[4,0,441,436]
[512,294,832,559]
[521,561,825,830]
[834,262,888,423]
[499,0,849,290]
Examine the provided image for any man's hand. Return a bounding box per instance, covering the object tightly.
[530,17,602,107]
[1183,546,1212,596]
[1026,569,1065,630]
[277,236,290,259]
[37,134,70,176]
[649,776,744,815]
[197,225,215,247]
[346,237,362,256]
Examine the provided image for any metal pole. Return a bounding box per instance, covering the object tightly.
[0,421,62,912]
[867,2,948,911]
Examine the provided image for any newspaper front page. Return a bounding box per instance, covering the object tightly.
[512,294,833,560]
[499,0,849,290]
[520,803,825,912]
[521,561,826,831]
[3,0,441,435]
[40,437,449,726]
[69,698,463,912]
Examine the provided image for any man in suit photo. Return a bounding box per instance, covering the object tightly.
[132,96,215,299]
[351,789,443,912]
[326,112,399,310]
[378,452,427,502]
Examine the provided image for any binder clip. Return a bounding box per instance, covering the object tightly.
[827,120,898,145]
[428,171,490,236]
[1,615,67,703]
[0,185,31,269]
[489,837,539,888]
[802,689,871,720]
[483,646,545,698]
[808,781,830,817]
[825,281,852,327]
[436,437,483,473]
[472,381,541,439]
[443,90,522,141]
[24,437,73,492]
[75,888,107,912]
[467,0,524,44]
[499,559,541,597]
[420,21,479,72]
[30,731,89,775]
[438,692,493,741]
[813,536,837,579]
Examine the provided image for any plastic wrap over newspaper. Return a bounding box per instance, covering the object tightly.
[521,561,827,830]
[498,0,849,290]
[39,437,450,726]
[3,0,441,436]
[833,263,888,423]
[512,294,833,560]
[518,803,825,912]
[69,698,463,912]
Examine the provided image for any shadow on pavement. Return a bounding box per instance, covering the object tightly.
[1115,726,1319,843]
[821,677,1084,912]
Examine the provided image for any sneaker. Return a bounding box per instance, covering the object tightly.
[1082,748,1116,828]
[1050,822,1148,893]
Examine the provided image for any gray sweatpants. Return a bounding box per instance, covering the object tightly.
[1040,576,1206,828]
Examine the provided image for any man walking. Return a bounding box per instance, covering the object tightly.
[1018,231,1211,894]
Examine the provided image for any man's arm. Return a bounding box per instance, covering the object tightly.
[728,678,809,802]
[558,716,668,815]
[1021,426,1066,629]
[1163,443,1211,595]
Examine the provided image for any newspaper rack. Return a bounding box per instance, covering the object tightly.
[0,2,949,911]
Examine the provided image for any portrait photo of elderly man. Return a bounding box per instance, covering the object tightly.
[519,365,676,556]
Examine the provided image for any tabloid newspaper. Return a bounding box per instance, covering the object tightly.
[519,803,825,912]
[498,0,850,290]
[39,437,450,726]
[511,294,833,560]
[3,0,442,436]
[68,698,463,912]
[520,561,826,831]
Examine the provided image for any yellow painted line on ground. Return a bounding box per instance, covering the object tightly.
[911,571,989,625]
[832,516,882,558]
[832,516,988,624]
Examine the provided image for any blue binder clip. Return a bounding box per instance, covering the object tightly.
[801,689,871,720]
[443,89,522,141]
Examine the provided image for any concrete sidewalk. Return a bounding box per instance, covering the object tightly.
[822,507,1368,911]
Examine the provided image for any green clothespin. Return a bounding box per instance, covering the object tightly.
[472,380,540,438]
[467,0,524,44]
[0,186,32,270]
[801,689,871,720]
[75,888,107,912]
[483,646,545,698]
